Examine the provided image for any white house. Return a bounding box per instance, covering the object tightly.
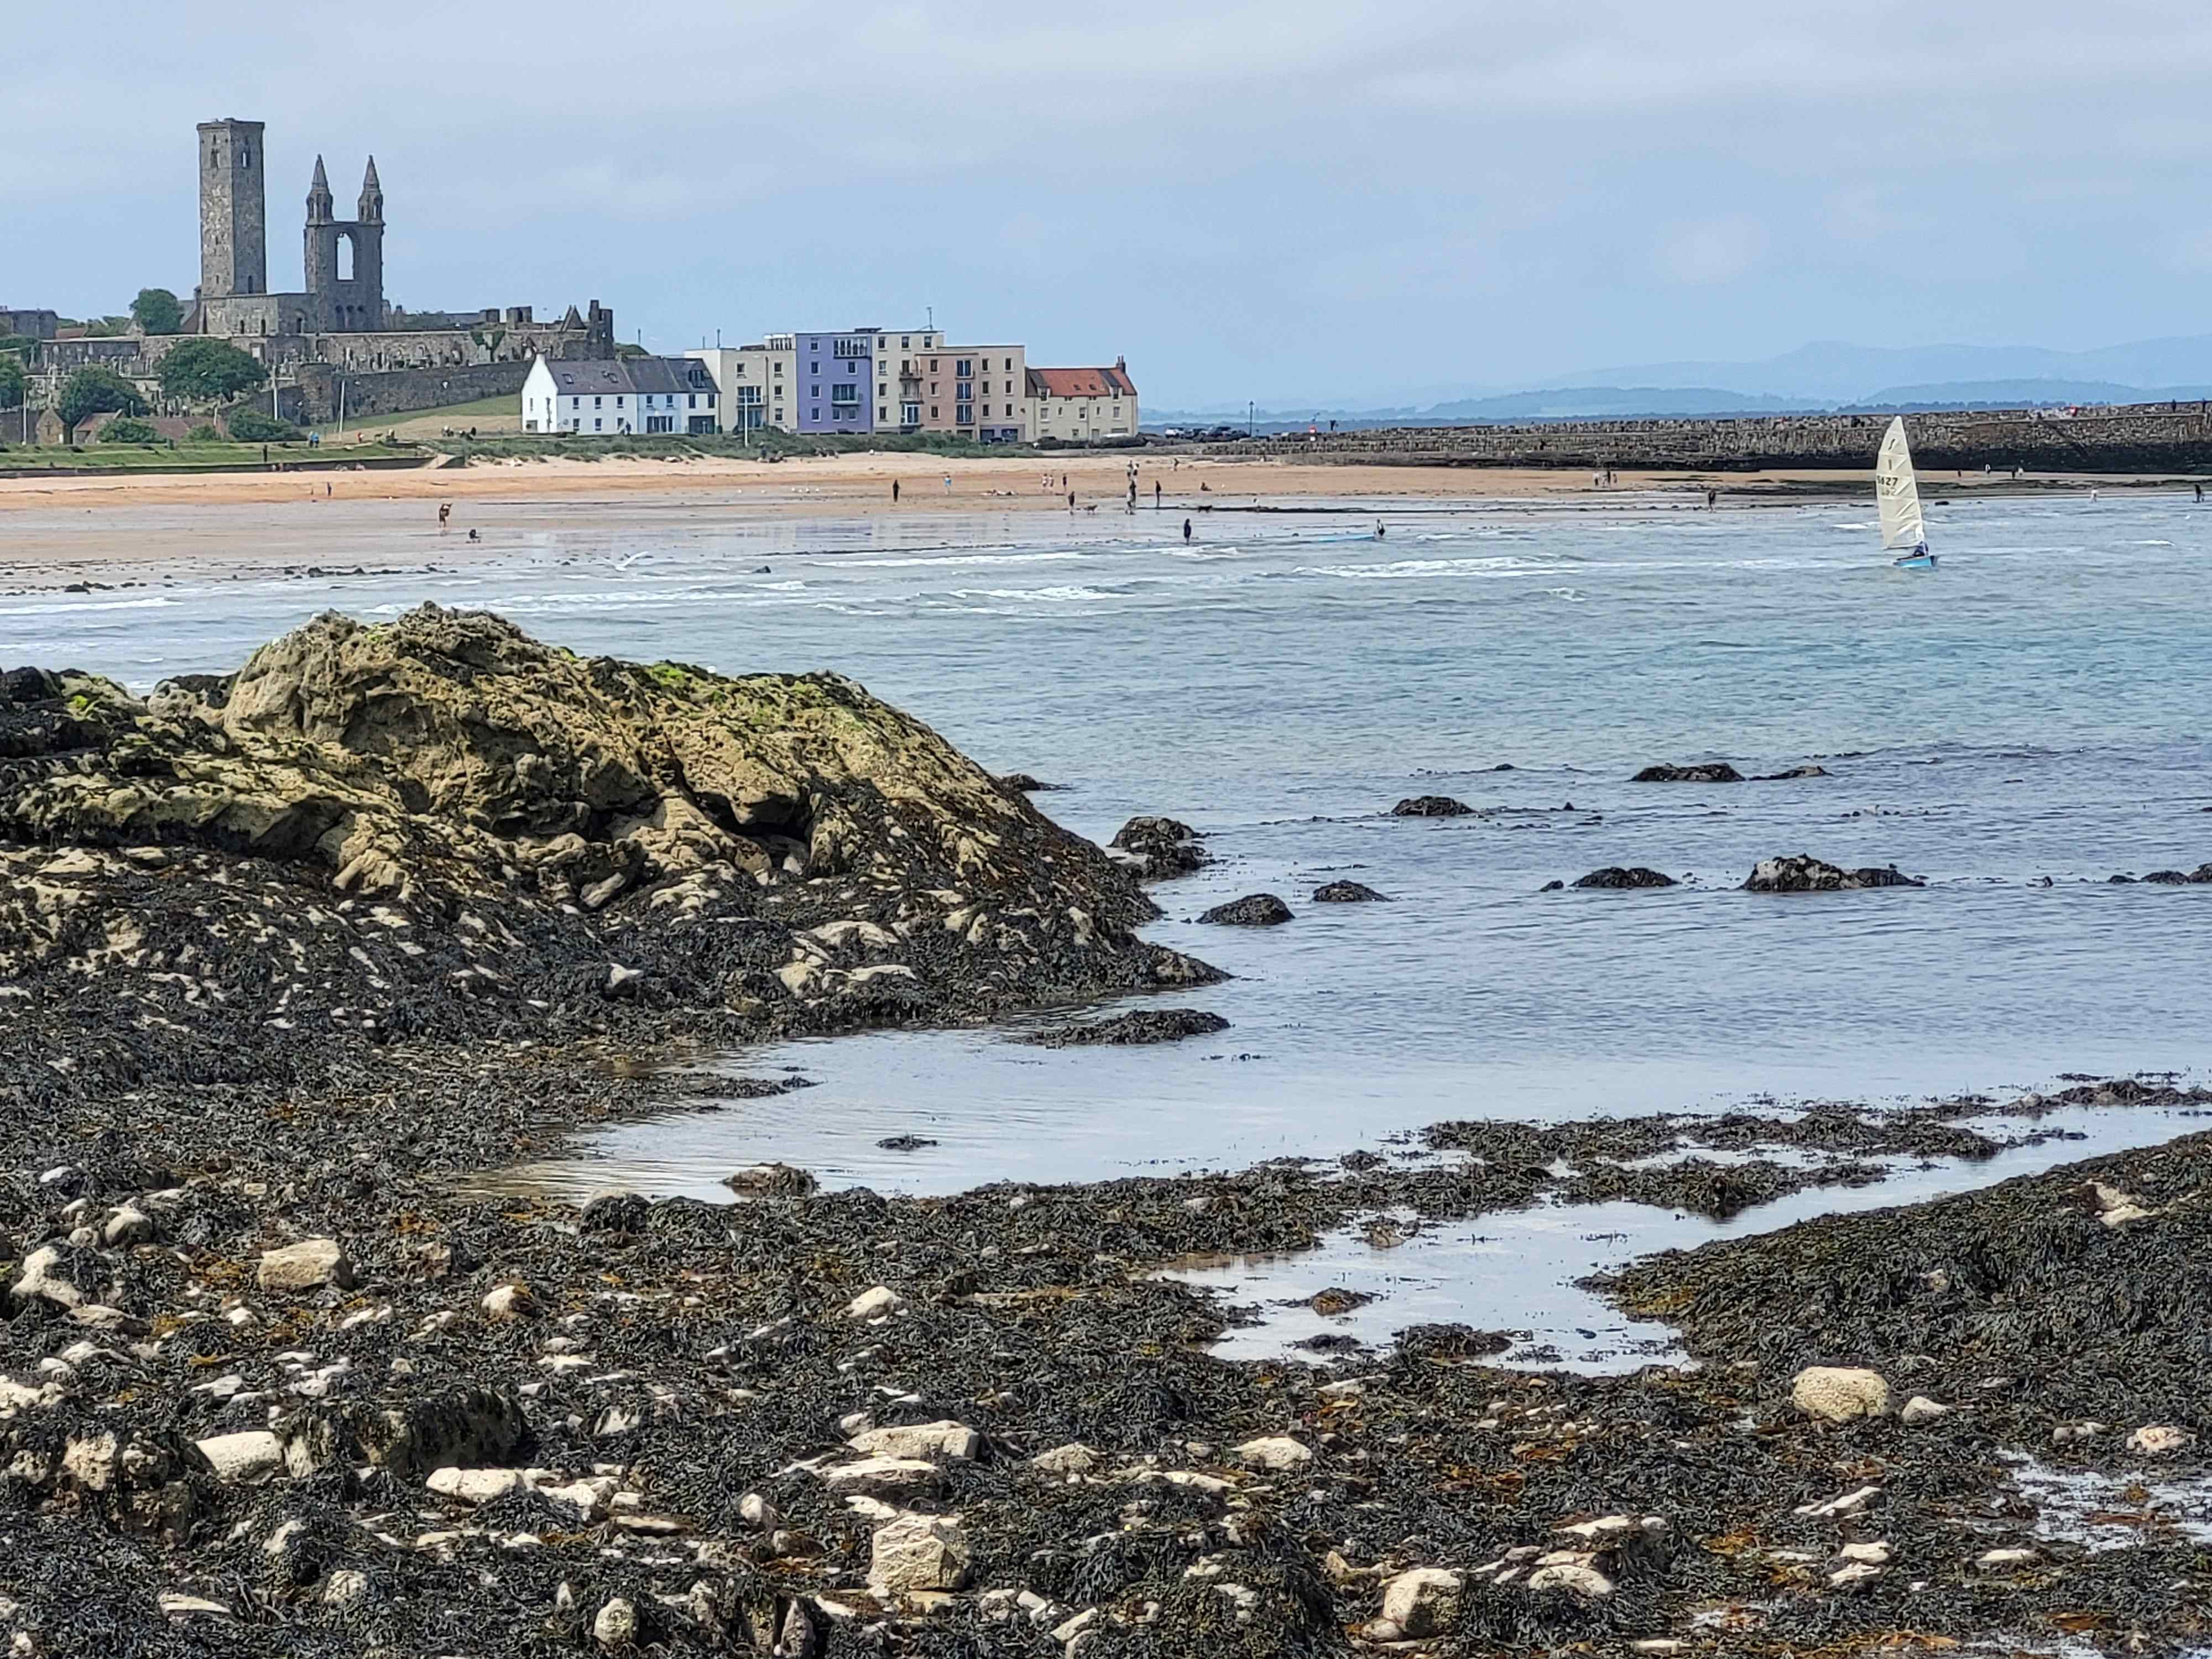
[523,354,719,435]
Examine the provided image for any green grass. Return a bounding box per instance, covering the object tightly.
[0,440,425,472]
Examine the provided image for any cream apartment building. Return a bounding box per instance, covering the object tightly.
[1026,358,1139,442]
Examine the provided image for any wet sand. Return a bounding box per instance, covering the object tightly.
[1,447,2184,583]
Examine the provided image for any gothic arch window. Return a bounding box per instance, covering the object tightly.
[338,231,356,283]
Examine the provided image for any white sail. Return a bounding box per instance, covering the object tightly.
[1875,416,1926,551]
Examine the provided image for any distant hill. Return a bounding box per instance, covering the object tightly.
[1421,386,1809,420]
[1542,337,2212,404]
[1149,333,2212,429]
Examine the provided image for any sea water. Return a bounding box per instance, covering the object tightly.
[9,488,2212,1211]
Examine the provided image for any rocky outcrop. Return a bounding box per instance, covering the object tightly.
[1198,894,1294,926]
[1743,856,1923,893]
[1571,867,1677,890]
[1391,795,1473,817]
[1022,1009,1230,1047]
[0,607,1216,1087]
[1109,815,1208,879]
[1312,880,1389,902]
[1632,761,1743,783]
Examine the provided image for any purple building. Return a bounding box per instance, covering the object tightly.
[794,330,875,433]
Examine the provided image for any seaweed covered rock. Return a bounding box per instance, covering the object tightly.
[1632,761,1743,783]
[1743,855,1923,892]
[1391,795,1473,817]
[1571,867,1677,890]
[1198,893,1293,927]
[1022,1009,1230,1047]
[1312,880,1389,902]
[1109,815,1209,879]
[0,606,1217,1094]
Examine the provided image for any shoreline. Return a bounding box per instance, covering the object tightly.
[0,449,2192,591]
[5,614,2209,1653]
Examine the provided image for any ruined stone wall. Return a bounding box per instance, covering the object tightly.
[1223,404,2212,472]
[292,359,530,423]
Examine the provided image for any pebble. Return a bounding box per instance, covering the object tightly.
[255,1238,353,1293]
[194,1430,285,1485]
[2127,1425,2194,1456]
[482,1282,538,1319]
[1791,1365,1890,1423]
[848,1420,979,1463]
[1232,1434,1313,1472]
[592,1595,637,1648]
[426,1467,524,1504]
[868,1511,972,1595]
[1900,1395,1951,1425]
[8,1246,84,1311]
[1030,1442,1100,1477]
[846,1285,906,1320]
[1378,1566,1463,1637]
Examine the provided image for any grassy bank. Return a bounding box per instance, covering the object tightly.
[0,439,425,474]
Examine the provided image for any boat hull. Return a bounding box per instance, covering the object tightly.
[1892,552,1937,570]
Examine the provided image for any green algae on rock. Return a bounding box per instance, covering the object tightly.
[0,606,1217,1094]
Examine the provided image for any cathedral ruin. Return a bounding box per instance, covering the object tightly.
[39,118,613,424]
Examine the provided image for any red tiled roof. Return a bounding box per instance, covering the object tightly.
[1028,364,1135,398]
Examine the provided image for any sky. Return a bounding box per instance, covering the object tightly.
[11,1,2212,409]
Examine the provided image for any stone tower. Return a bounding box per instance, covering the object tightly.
[197,118,268,299]
[302,155,387,333]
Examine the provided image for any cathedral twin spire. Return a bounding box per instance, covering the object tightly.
[305,154,380,225]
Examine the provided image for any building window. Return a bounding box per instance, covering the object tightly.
[593,418,603,431]
[593,396,602,408]
[930,405,938,418]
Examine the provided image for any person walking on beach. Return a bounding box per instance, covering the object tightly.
[1068,491,1076,512]
[891,478,900,503]
[437,502,452,532]
[1183,517,1192,541]
[1705,488,1717,509]
[943,474,952,493]
[2196,483,2203,503]
[1154,479,1162,508]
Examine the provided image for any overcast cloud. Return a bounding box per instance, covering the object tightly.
[9,1,2212,406]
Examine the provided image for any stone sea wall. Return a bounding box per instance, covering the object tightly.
[1226,401,2212,472]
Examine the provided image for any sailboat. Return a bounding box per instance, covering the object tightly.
[1876,416,1936,568]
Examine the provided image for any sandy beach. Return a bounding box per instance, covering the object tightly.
[2,446,2188,584]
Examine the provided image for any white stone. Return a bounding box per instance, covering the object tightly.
[9,1246,82,1311]
[1232,1434,1313,1472]
[1554,1514,1639,1546]
[1526,1560,1615,1598]
[1796,1483,1884,1519]
[158,1594,232,1618]
[847,1285,906,1320]
[103,1206,154,1247]
[256,1238,352,1293]
[1975,1547,2041,1571]
[848,1421,980,1463]
[820,1456,942,1499]
[195,1430,285,1485]
[738,1491,780,1527]
[61,1432,118,1493]
[1828,1561,1884,1589]
[1030,1442,1099,1477]
[482,1282,538,1319]
[427,1467,524,1505]
[320,1569,369,1605]
[868,1511,972,1595]
[1379,1567,1464,1638]
[1838,1541,1893,1564]
[1791,1366,1890,1423]
[1900,1395,1950,1425]
[592,1595,638,1648]
[2127,1425,2193,1457]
